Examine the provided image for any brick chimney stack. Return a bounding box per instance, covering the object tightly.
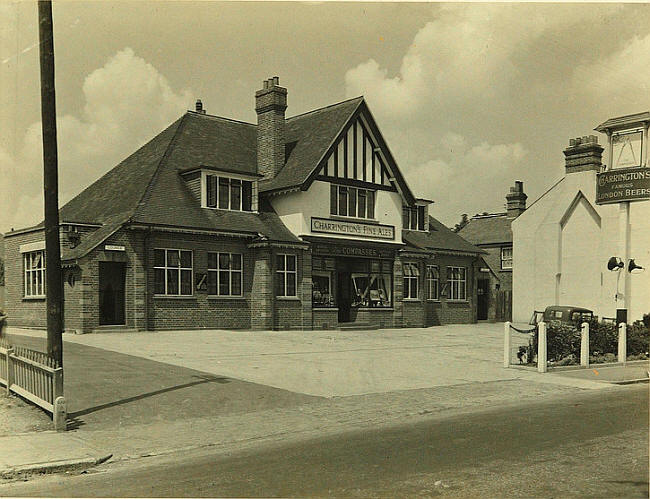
[255,76,287,179]
[506,181,527,218]
[563,135,603,174]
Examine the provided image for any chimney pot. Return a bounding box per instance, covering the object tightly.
[195,99,205,114]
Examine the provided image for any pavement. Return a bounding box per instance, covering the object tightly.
[0,323,646,480]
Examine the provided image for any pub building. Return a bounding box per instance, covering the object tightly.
[4,77,485,332]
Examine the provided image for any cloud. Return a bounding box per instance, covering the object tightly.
[1,48,193,232]
[406,134,527,225]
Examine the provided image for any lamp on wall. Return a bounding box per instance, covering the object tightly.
[607,256,624,271]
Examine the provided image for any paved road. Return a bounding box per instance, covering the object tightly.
[3,385,647,498]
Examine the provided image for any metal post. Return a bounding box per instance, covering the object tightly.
[38,1,64,366]
[618,322,627,364]
[538,321,547,373]
[580,322,589,367]
[503,321,511,368]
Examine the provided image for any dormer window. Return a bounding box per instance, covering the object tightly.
[204,173,256,212]
[403,205,425,231]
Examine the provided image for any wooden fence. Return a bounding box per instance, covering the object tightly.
[496,290,512,322]
[0,339,63,414]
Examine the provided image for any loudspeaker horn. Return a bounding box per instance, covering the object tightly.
[628,259,644,273]
[607,256,624,271]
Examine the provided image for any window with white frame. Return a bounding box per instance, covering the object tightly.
[426,265,439,300]
[24,250,45,297]
[403,205,426,230]
[154,249,193,296]
[276,254,297,297]
[501,246,513,270]
[447,266,467,301]
[207,253,242,296]
[330,184,375,219]
[205,174,253,211]
[403,262,420,299]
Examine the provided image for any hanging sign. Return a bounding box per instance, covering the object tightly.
[596,167,650,204]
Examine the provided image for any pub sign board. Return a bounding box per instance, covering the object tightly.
[596,167,650,204]
[311,217,395,240]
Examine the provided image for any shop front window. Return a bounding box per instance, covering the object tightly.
[351,260,392,308]
[312,272,334,307]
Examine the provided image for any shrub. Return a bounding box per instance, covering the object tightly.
[517,318,649,366]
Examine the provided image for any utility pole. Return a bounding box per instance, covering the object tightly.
[38,0,63,366]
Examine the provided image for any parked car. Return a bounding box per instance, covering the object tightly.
[529,306,594,326]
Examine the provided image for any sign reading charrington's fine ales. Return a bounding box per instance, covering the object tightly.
[311,217,395,240]
[596,167,650,204]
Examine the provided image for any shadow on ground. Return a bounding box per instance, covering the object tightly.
[6,334,320,432]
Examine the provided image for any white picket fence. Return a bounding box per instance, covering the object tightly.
[0,340,63,414]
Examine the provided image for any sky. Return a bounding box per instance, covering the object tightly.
[1,1,649,234]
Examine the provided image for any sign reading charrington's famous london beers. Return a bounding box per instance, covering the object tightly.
[311,217,395,240]
[596,167,650,204]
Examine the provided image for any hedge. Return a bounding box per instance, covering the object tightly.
[518,315,650,365]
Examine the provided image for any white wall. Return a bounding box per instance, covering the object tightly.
[513,170,650,322]
[270,180,404,244]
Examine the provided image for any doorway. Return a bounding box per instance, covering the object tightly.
[99,262,126,326]
[477,279,490,321]
[337,271,352,323]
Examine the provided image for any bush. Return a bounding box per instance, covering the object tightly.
[517,317,650,366]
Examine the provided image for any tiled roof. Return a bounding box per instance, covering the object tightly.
[402,216,484,255]
[259,97,364,193]
[457,214,513,246]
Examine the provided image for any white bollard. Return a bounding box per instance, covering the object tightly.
[618,322,627,364]
[581,322,589,367]
[538,321,547,373]
[53,396,67,432]
[504,321,511,368]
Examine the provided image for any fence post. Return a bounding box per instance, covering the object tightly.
[618,322,627,364]
[538,321,547,373]
[580,322,589,367]
[503,321,511,368]
[53,367,64,400]
[6,348,14,396]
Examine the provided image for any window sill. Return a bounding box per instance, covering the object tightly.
[358,307,394,311]
[276,296,301,301]
[207,295,246,300]
[500,268,513,272]
[402,298,421,302]
[313,307,338,311]
[426,299,441,303]
[448,300,469,304]
[330,215,379,224]
[23,296,46,301]
[154,295,196,300]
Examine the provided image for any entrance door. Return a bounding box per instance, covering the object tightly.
[99,262,126,326]
[477,279,489,321]
[337,272,352,323]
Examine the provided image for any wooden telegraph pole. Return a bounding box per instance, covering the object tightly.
[38,0,64,366]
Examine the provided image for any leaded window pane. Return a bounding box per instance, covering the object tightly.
[167,269,179,294]
[180,270,192,295]
[231,272,242,296]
